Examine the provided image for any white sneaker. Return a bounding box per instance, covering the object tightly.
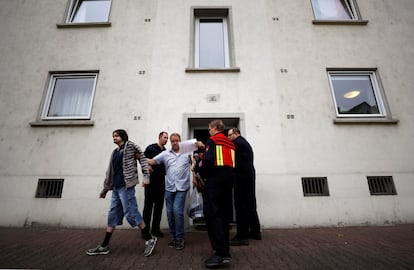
[86,245,110,256]
[143,236,157,257]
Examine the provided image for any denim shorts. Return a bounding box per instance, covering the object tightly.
[107,186,143,228]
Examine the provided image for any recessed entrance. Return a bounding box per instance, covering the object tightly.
[183,113,244,142]
[184,113,244,228]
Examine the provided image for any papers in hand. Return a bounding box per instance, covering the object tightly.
[179,139,197,154]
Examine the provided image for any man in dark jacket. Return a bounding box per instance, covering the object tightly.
[142,131,168,239]
[227,127,261,246]
[201,120,235,268]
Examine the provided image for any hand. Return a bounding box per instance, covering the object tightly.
[196,141,205,149]
[99,192,107,199]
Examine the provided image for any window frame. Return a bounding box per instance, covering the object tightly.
[310,0,368,25]
[186,7,239,72]
[40,71,98,121]
[57,0,112,28]
[327,69,394,120]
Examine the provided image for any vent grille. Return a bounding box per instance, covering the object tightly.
[302,177,329,196]
[35,179,64,198]
[367,176,396,195]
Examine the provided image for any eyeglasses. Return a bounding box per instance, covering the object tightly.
[227,133,234,137]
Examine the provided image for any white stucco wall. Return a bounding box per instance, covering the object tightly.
[0,0,413,228]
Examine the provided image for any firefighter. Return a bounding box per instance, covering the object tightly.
[201,120,235,268]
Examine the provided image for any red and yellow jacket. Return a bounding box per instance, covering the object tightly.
[206,133,235,168]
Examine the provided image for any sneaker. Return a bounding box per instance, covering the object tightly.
[205,254,231,268]
[143,236,157,257]
[168,239,176,248]
[175,238,185,250]
[86,245,110,256]
[222,256,232,264]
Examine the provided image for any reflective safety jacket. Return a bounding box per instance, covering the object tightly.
[208,133,235,168]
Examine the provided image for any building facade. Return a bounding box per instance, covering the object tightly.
[0,0,413,228]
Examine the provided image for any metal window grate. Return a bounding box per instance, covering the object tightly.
[367,176,397,195]
[35,179,64,198]
[302,177,329,196]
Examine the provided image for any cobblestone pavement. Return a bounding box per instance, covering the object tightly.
[0,225,413,270]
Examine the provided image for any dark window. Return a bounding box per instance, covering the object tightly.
[302,177,330,196]
[367,176,397,195]
[35,179,64,198]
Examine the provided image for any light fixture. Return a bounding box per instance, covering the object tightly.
[344,90,360,99]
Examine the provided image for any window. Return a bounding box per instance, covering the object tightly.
[302,177,330,196]
[367,176,397,195]
[187,8,239,71]
[65,0,111,23]
[311,0,361,20]
[196,17,229,68]
[328,69,389,118]
[35,179,64,198]
[41,72,98,120]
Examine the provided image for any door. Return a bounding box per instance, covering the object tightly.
[186,115,242,227]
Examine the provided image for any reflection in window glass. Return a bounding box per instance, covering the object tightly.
[69,0,111,23]
[311,0,357,20]
[329,73,386,117]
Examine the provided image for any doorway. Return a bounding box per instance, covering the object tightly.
[184,113,244,228]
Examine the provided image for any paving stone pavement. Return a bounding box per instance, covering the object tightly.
[0,225,413,270]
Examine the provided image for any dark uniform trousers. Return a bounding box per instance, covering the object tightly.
[234,172,260,239]
[142,179,165,234]
[203,167,233,257]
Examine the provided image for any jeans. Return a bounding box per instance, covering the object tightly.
[165,190,187,240]
[107,186,143,228]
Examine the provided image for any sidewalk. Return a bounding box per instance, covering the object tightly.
[0,225,413,270]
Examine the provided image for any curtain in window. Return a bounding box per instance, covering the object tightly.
[48,77,94,118]
[312,0,354,20]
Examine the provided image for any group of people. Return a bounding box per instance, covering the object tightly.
[85,120,261,268]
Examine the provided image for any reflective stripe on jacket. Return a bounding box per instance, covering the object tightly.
[210,133,235,168]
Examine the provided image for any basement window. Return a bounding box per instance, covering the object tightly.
[367,176,397,195]
[35,179,64,198]
[302,177,330,196]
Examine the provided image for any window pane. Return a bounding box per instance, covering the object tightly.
[199,19,225,68]
[48,77,94,117]
[71,0,111,23]
[312,0,353,20]
[331,75,380,115]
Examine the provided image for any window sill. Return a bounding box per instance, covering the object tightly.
[333,118,399,124]
[312,20,368,25]
[56,22,111,28]
[30,120,95,127]
[185,67,240,73]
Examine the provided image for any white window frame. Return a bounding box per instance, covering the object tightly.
[311,0,361,21]
[327,70,388,118]
[195,16,230,68]
[41,72,98,120]
[65,0,112,23]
